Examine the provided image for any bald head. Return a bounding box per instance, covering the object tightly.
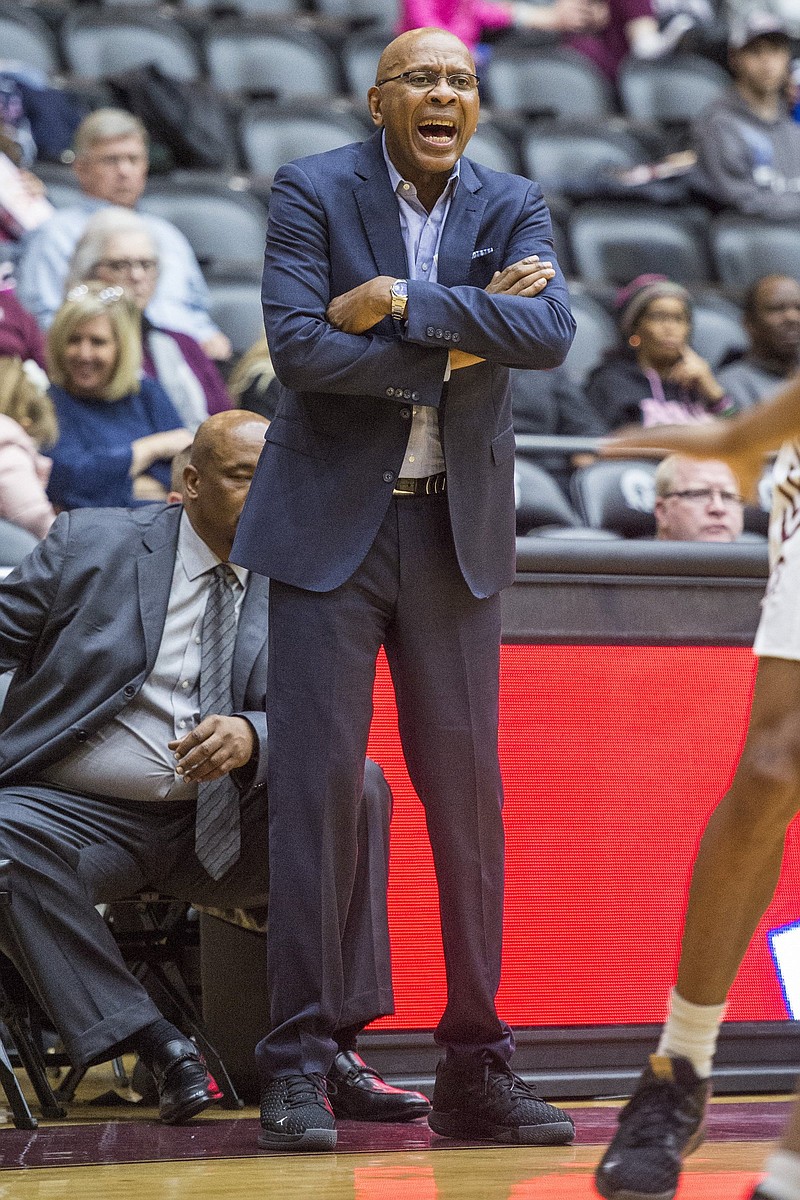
[183,410,269,561]
[375,28,475,84]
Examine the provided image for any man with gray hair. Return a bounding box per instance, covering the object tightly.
[654,454,745,542]
[16,109,231,359]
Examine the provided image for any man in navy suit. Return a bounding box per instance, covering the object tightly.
[0,411,418,1125]
[233,27,577,1151]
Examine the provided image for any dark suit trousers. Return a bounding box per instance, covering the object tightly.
[260,493,513,1080]
[0,765,393,1068]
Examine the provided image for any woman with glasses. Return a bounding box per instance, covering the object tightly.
[586,273,736,432]
[66,208,231,432]
[46,282,192,510]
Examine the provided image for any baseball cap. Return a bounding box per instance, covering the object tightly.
[728,12,791,51]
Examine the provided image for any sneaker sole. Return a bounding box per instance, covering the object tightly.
[257,1127,338,1151]
[593,1124,706,1200]
[428,1111,575,1145]
[160,1091,218,1125]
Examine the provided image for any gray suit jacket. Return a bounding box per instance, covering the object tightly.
[0,504,269,790]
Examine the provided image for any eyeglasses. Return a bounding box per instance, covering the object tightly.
[95,258,159,276]
[663,487,744,506]
[66,284,125,305]
[376,70,480,93]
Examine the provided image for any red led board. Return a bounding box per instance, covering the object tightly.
[366,644,800,1029]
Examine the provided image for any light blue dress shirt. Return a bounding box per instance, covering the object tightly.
[382,133,460,478]
[16,195,220,342]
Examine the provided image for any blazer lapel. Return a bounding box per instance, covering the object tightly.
[137,507,182,673]
[436,156,487,288]
[232,573,269,709]
[353,133,409,279]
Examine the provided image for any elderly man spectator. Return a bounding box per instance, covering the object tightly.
[691,13,800,220]
[653,454,745,542]
[15,109,231,359]
[0,409,427,1126]
[718,275,800,410]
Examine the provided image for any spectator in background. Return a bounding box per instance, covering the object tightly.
[0,281,45,368]
[397,0,600,55]
[654,454,745,542]
[0,356,56,539]
[567,0,697,82]
[691,14,800,220]
[718,274,800,410]
[16,109,232,359]
[725,0,800,42]
[227,334,281,420]
[67,208,231,432]
[586,274,734,430]
[46,282,191,510]
[510,364,605,493]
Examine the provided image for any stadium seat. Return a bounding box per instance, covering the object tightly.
[0,2,60,75]
[207,282,265,356]
[465,122,520,175]
[691,293,748,369]
[239,104,368,177]
[514,457,584,535]
[570,459,658,537]
[205,21,341,98]
[314,0,399,22]
[182,0,304,11]
[340,28,390,99]
[60,9,202,82]
[138,182,267,277]
[484,48,615,119]
[561,289,617,385]
[568,202,713,285]
[710,217,800,291]
[521,122,646,195]
[617,54,730,127]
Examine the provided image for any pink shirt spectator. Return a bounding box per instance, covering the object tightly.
[567,0,654,81]
[398,0,513,52]
[0,412,54,539]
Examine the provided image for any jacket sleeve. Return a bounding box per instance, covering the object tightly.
[0,511,69,671]
[262,161,451,406]
[403,184,575,370]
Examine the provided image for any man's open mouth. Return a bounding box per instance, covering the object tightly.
[417,120,457,145]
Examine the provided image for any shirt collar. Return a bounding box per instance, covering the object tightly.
[381,130,460,202]
[178,509,249,588]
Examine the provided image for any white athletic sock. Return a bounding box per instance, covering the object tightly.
[756,1150,800,1200]
[656,988,726,1078]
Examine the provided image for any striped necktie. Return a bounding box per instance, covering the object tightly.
[195,563,241,880]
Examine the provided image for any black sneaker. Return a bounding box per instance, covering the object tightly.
[428,1054,575,1145]
[594,1054,711,1200]
[258,1072,337,1151]
[748,1190,776,1199]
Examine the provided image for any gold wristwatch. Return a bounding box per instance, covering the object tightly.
[390,278,408,323]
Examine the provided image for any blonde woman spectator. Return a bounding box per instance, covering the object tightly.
[46,283,191,509]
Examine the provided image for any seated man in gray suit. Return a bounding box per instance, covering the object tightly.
[0,409,427,1124]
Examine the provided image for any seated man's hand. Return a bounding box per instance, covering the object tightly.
[486,256,555,297]
[327,276,394,333]
[169,715,255,784]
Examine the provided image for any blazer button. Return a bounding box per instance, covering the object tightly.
[444,331,451,341]
[452,333,460,343]
[400,408,411,419]
[382,471,394,483]
[386,387,395,397]
[411,392,419,401]
[123,684,136,698]
[74,729,88,743]
[426,326,434,336]
[435,328,443,338]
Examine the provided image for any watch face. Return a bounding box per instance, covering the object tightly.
[392,280,408,299]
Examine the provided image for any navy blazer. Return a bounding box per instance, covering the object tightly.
[0,504,269,789]
[233,131,575,599]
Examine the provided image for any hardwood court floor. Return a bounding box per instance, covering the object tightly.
[0,1069,783,1200]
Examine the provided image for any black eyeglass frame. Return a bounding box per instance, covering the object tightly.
[376,70,481,92]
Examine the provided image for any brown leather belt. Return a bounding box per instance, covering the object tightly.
[392,471,447,496]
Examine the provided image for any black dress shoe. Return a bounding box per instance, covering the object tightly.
[327,1050,431,1122]
[149,1037,218,1124]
